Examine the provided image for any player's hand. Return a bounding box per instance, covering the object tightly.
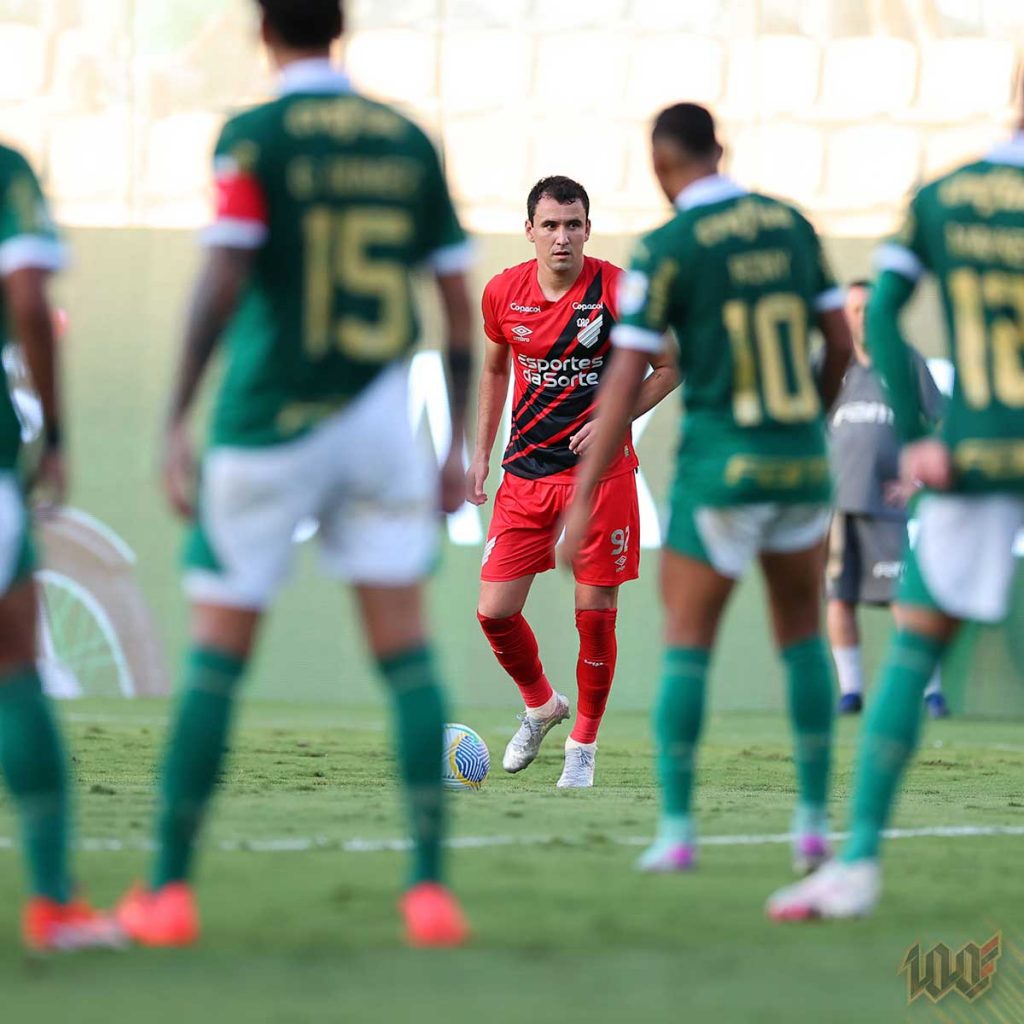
[883,478,918,509]
[466,455,489,506]
[163,421,197,519]
[440,446,465,515]
[32,448,67,514]
[900,439,952,492]
[568,421,596,456]
[558,498,589,571]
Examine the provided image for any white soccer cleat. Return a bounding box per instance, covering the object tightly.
[556,744,595,788]
[791,832,831,876]
[502,694,570,773]
[767,859,881,921]
[636,838,697,873]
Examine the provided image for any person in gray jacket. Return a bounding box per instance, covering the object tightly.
[826,280,948,717]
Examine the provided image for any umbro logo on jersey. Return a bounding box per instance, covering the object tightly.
[576,314,604,349]
[511,325,532,339]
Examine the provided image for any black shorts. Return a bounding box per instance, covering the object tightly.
[826,512,907,606]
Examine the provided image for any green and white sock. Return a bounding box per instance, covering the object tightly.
[153,646,246,889]
[0,668,71,902]
[843,630,944,862]
[377,646,447,887]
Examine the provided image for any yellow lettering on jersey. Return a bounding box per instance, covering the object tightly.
[695,199,794,247]
[954,440,1024,479]
[288,157,423,201]
[285,99,406,142]
[723,455,829,490]
[727,249,792,287]
[945,224,1024,270]
[939,170,1024,217]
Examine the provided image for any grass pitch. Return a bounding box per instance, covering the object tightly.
[1,699,1022,1023]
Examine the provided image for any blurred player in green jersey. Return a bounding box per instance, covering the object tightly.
[0,144,119,950]
[770,97,1024,922]
[117,0,474,948]
[562,103,852,875]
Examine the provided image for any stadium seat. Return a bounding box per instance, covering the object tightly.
[728,124,825,204]
[48,111,132,224]
[142,113,221,204]
[440,31,533,113]
[534,33,627,109]
[527,0,634,31]
[915,39,1017,121]
[625,36,724,113]
[0,25,46,102]
[823,125,921,209]
[0,102,47,168]
[817,37,918,119]
[923,123,1006,178]
[346,30,438,103]
[441,0,532,28]
[532,118,628,198]
[723,35,821,119]
[443,115,530,202]
[348,0,440,29]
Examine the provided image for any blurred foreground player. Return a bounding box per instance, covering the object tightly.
[770,107,1024,922]
[0,144,118,950]
[117,0,474,948]
[468,177,677,787]
[826,280,948,717]
[563,104,852,872]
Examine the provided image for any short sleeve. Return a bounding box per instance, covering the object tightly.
[807,221,844,312]
[0,150,67,276]
[412,130,473,274]
[481,277,505,344]
[201,117,269,250]
[611,235,676,354]
[874,190,927,283]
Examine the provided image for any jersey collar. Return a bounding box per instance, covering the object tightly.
[986,132,1024,167]
[674,174,747,211]
[278,58,352,97]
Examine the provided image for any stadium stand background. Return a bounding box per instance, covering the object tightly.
[3,0,1022,713]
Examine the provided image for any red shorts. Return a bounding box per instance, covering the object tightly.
[481,470,640,586]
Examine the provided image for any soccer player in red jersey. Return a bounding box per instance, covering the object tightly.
[467,176,678,788]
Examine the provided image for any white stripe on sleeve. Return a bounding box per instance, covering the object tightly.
[0,235,68,276]
[814,286,846,313]
[200,218,268,250]
[875,243,924,282]
[611,324,664,354]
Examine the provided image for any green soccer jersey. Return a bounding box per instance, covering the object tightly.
[204,61,471,447]
[874,137,1024,493]
[0,144,66,469]
[614,175,842,506]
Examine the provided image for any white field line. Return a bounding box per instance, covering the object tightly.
[0,824,1022,855]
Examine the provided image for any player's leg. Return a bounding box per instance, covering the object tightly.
[559,473,640,787]
[478,477,569,772]
[760,541,836,874]
[769,495,1021,920]
[825,514,865,714]
[353,582,466,946]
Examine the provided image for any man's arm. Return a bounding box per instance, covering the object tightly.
[436,269,474,515]
[164,246,253,516]
[5,267,64,502]
[816,307,854,411]
[466,338,511,506]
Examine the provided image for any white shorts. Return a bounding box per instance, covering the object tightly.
[911,493,1024,623]
[671,500,831,579]
[185,362,439,608]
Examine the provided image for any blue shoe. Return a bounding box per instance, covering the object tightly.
[925,692,950,719]
[838,693,863,715]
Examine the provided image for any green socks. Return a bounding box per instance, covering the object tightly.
[0,668,71,902]
[781,636,834,822]
[377,646,447,886]
[844,630,944,862]
[653,647,710,835]
[153,647,246,889]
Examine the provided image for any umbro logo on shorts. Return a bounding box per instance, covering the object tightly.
[576,314,603,349]
[511,325,532,339]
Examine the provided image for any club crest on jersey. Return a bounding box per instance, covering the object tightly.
[511,325,532,339]
[576,314,603,349]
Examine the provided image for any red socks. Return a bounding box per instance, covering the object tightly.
[571,609,618,743]
[477,612,554,708]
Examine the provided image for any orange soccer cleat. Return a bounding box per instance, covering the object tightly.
[116,882,200,948]
[22,898,124,953]
[400,882,470,948]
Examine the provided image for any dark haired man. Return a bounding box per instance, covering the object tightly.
[826,280,947,717]
[563,103,853,871]
[468,176,677,787]
[117,0,473,948]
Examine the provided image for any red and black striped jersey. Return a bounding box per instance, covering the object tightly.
[482,256,639,484]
